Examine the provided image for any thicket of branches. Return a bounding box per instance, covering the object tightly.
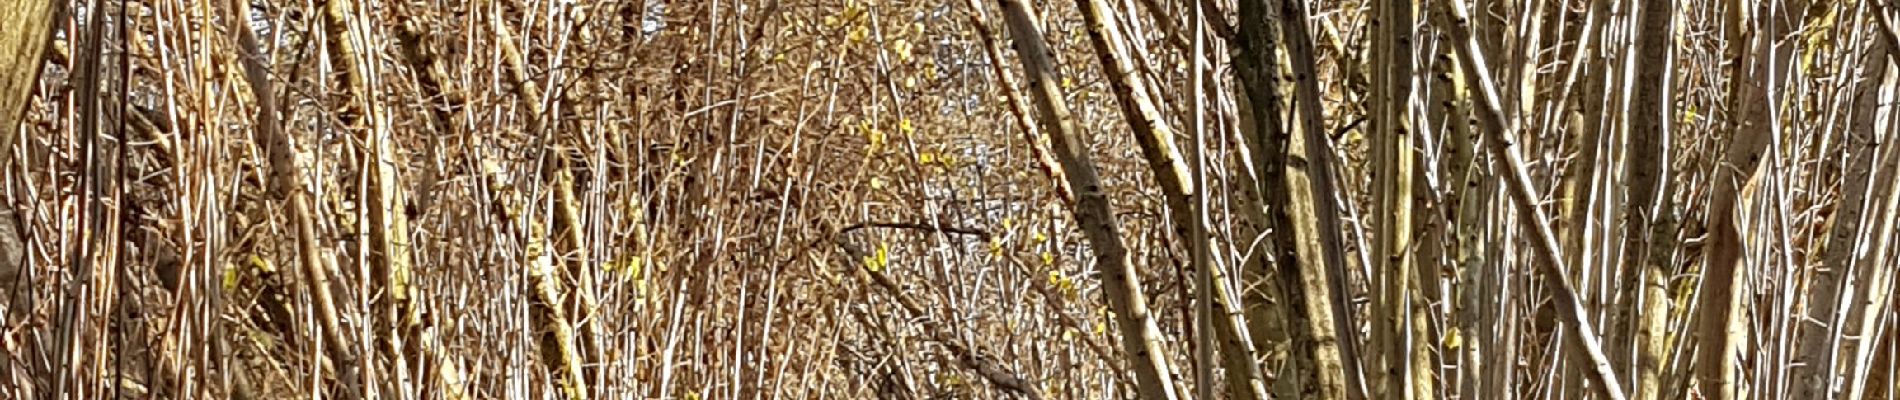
[1,0,1897,398]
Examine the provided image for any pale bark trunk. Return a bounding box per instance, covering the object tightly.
[493,17,595,399]
[958,0,1072,203]
[1692,1,1772,398]
[1556,2,1614,396]
[1371,0,1423,397]
[1612,1,1675,398]
[1792,21,1893,400]
[1840,62,1897,400]
[994,1,1182,398]
[321,0,424,394]
[1433,46,1488,400]
[239,0,365,397]
[0,0,53,170]
[1838,18,1900,400]
[1231,0,1362,397]
[0,0,56,307]
[388,5,474,396]
[1282,0,1368,396]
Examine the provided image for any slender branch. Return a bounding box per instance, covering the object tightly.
[236,0,365,397]
[1436,1,1628,398]
[833,233,1044,400]
[839,221,993,239]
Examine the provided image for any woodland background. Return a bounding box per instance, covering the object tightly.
[0,0,1897,398]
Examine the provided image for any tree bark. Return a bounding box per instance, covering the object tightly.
[1791,19,1893,400]
[321,0,424,395]
[994,1,1182,398]
[1839,61,1897,400]
[1282,0,1369,396]
[493,16,596,398]
[0,0,56,302]
[1613,1,1675,398]
[1230,0,1363,397]
[235,0,364,396]
[1371,0,1424,397]
[1692,1,1773,398]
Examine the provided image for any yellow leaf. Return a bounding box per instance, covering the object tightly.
[249,253,276,272]
[870,177,886,190]
[626,256,645,279]
[891,39,912,63]
[864,241,890,272]
[1048,271,1077,299]
[1040,251,1053,266]
[918,151,936,164]
[1032,231,1047,244]
[633,279,649,306]
[843,0,863,21]
[1445,327,1464,350]
[864,122,885,152]
[848,26,868,43]
[899,118,915,134]
[223,263,241,291]
[988,237,1004,256]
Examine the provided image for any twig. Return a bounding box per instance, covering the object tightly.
[838,221,992,240]
[1436,0,1628,398]
[833,233,1043,400]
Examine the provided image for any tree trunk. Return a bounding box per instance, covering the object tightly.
[492,16,595,399]
[994,1,1182,398]
[1231,0,1362,397]
[322,0,425,395]
[1371,0,1424,397]
[1613,0,1675,398]
[1839,63,1897,400]
[237,0,364,396]
[0,0,56,306]
[1692,1,1773,398]
[1791,20,1893,400]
